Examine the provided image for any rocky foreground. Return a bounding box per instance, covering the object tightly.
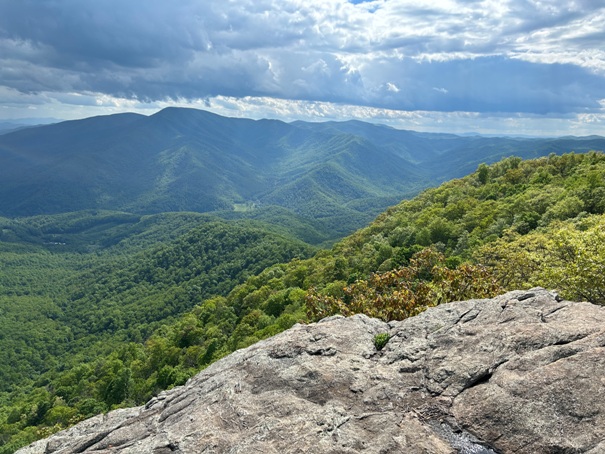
[18,288,605,453]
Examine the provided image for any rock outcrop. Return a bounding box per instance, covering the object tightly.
[17,288,605,453]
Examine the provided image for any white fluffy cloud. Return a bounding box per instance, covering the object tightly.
[0,0,604,134]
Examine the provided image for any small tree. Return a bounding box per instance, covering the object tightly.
[477,163,490,185]
[540,221,605,304]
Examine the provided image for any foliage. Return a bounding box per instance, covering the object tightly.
[475,214,605,304]
[373,333,390,351]
[542,218,605,304]
[0,215,314,451]
[306,248,502,321]
[2,151,605,451]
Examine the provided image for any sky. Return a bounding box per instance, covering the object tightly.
[1,0,604,136]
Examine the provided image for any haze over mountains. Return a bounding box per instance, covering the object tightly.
[1,107,604,240]
[2,114,605,452]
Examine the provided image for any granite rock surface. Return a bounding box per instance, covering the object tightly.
[17,288,605,453]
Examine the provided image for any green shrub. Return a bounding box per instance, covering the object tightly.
[373,333,390,351]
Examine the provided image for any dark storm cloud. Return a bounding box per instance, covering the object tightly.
[0,0,604,116]
[0,0,198,67]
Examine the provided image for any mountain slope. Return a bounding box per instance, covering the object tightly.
[1,108,604,240]
[3,152,605,453]
[0,215,315,396]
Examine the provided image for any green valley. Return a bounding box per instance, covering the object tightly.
[1,110,605,452]
[2,151,605,452]
[0,213,315,451]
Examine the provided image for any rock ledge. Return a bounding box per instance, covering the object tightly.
[18,288,605,453]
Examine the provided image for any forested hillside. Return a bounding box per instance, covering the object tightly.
[0,217,314,452]
[2,107,605,242]
[2,151,604,452]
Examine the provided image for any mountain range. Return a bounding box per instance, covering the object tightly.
[2,147,605,452]
[1,107,604,240]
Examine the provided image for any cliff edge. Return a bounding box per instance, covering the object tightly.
[17,288,605,453]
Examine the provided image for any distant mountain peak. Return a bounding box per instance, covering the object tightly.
[0,108,603,240]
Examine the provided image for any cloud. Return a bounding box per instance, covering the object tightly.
[199,95,605,137]
[0,0,604,128]
[2,88,605,137]
[386,82,400,93]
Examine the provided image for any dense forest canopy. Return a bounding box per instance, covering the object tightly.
[0,216,314,451]
[1,151,605,452]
